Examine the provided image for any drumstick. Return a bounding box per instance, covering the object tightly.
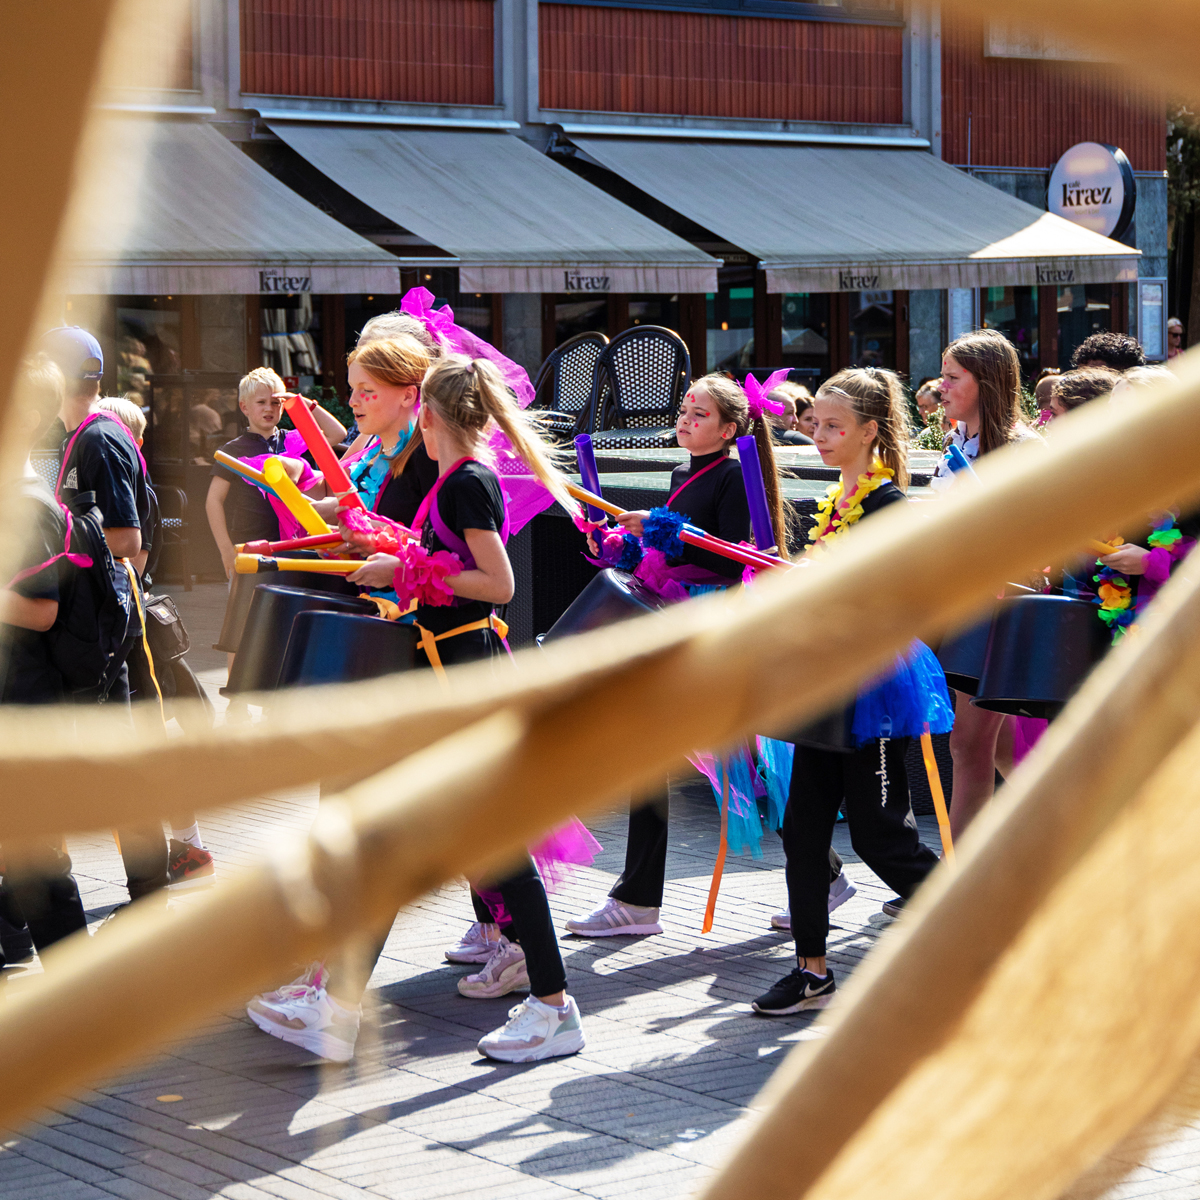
[261,457,333,537]
[238,532,342,555]
[280,393,367,511]
[565,482,786,570]
[234,554,365,576]
[214,450,282,499]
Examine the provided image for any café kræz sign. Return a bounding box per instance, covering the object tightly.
[1048,142,1136,240]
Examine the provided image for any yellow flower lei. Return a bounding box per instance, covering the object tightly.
[806,463,895,556]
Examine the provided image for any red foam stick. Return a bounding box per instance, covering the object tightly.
[240,532,342,556]
[679,529,789,571]
[281,393,366,511]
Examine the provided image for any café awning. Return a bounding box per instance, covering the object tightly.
[569,137,1140,293]
[64,118,402,295]
[265,123,719,294]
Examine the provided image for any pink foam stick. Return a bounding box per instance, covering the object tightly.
[281,393,366,512]
[679,529,788,570]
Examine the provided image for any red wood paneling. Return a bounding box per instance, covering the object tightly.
[539,5,903,124]
[240,0,494,105]
[942,13,1164,171]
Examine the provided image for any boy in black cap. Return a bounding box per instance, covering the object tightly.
[37,325,169,913]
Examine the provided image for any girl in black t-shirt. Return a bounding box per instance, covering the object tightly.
[349,353,587,1064]
[752,368,951,1017]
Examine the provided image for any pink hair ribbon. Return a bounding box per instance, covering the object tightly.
[743,369,790,421]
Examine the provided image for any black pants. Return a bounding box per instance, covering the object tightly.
[106,662,170,902]
[2,844,87,951]
[609,785,670,908]
[784,738,938,959]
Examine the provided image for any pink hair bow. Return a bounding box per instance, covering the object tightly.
[743,369,790,420]
[399,286,456,344]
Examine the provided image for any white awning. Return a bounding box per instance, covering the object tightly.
[570,138,1140,293]
[63,118,402,295]
[265,123,719,294]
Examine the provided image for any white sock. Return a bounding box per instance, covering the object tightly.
[171,823,203,849]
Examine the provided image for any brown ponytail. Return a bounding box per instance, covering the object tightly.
[689,373,796,558]
[347,334,431,479]
[421,355,576,515]
[817,367,910,491]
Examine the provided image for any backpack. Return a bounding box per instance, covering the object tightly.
[43,488,138,700]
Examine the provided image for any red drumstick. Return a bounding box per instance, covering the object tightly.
[281,393,367,512]
[239,532,342,555]
[679,529,789,571]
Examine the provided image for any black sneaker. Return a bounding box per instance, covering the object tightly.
[882,897,906,918]
[752,966,836,1016]
[0,915,33,965]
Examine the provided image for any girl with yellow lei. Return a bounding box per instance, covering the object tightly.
[752,368,953,1017]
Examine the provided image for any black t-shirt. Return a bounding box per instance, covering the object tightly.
[418,460,505,635]
[0,477,67,704]
[60,416,153,553]
[211,429,293,543]
[859,480,905,518]
[376,441,440,528]
[666,450,751,581]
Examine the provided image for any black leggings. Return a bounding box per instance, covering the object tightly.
[1,843,87,952]
[784,738,938,959]
[609,785,670,908]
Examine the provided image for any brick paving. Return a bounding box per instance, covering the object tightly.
[0,584,1191,1200]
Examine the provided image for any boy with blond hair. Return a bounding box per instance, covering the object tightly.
[205,367,344,577]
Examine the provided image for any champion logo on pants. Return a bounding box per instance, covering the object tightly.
[876,738,890,807]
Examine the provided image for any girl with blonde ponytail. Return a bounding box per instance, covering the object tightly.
[348,352,588,1065]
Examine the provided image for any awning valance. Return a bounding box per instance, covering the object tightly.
[64,118,402,295]
[265,123,719,294]
[570,138,1140,293]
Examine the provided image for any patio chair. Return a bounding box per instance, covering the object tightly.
[155,484,192,591]
[531,331,608,440]
[585,326,691,451]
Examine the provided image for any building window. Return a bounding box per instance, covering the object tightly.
[345,270,495,358]
[849,291,895,369]
[629,295,680,332]
[981,286,1039,376]
[781,293,831,379]
[706,270,756,372]
[1057,284,1112,369]
[553,297,609,345]
[260,293,323,392]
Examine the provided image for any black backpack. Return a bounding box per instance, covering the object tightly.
[42,488,139,700]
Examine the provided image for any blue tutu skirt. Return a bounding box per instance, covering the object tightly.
[850,640,955,746]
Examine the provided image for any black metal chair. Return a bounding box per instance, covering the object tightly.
[585,326,691,451]
[29,450,60,491]
[532,331,609,440]
[156,484,192,591]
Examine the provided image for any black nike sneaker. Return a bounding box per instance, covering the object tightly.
[752,966,836,1016]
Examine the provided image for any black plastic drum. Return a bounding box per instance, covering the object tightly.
[936,614,995,696]
[214,566,357,655]
[540,568,662,643]
[225,585,379,694]
[972,594,1108,719]
[278,611,419,688]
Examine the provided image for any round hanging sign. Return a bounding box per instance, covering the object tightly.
[1048,142,1136,239]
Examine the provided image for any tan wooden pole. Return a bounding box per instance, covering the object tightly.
[5,359,1200,839]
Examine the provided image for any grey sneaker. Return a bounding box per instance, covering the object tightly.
[457,936,529,998]
[565,898,662,937]
[247,986,360,1062]
[478,996,585,1063]
[445,921,502,964]
[770,874,858,930]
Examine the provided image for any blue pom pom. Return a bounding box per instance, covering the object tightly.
[642,507,687,558]
[616,534,643,572]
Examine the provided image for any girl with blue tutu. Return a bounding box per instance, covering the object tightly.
[753,367,953,1017]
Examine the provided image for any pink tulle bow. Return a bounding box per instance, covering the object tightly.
[338,506,403,556]
[391,541,462,608]
[744,369,790,421]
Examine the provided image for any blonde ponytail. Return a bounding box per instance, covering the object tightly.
[818,367,910,492]
[421,355,577,515]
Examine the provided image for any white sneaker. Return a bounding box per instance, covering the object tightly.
[445,921,502,964]
[457,936,529,998]
[770,874,858,931]
[259,961,328,1004]
[565,898,662,937]
[246,985,359,1062]
[478,995,585,1063]
[828,872,857,915]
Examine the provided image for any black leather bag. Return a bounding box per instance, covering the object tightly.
[143,593,190,662]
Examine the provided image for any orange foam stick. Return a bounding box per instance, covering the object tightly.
[701,760,731,934]
[280,393,366,511]
[920,726,954,864]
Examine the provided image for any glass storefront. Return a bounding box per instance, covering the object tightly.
[553,297,608,344]
[981,286,1039,376]
[849,291,895,369]
[1057,284,1113,369]
[706,269,756,372]
[260,293,322,391]
[781,293,831,376]
[629,294,680,331]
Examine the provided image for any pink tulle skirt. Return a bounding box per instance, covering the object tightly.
[475,817,602,924]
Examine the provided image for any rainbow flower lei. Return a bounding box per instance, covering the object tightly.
[807,463,894,555]
[1092,514,1186,643]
